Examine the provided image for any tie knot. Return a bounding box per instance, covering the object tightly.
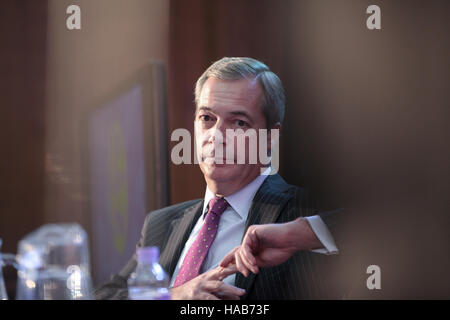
[208,196,229,217]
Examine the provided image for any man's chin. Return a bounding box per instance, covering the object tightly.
[201,163,240,181]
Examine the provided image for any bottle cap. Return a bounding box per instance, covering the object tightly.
[136,246,159,263]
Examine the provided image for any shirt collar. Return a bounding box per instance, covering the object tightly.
[202,167,271,220]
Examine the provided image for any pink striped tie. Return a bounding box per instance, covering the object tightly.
[173,196,229,287]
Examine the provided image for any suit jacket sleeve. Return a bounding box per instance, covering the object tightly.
[290,186,354,298]
[299,187,362,299]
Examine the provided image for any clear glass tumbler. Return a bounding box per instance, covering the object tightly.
[15,224,93,300]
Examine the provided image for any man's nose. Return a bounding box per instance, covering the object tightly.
[207,121,227,145]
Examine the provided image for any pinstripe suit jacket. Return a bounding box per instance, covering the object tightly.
[94,174,344,300]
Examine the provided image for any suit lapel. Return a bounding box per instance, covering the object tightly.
[159,200,204,277]
[235,174,293,297]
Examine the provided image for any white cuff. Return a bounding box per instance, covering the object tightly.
[305,215,339,255]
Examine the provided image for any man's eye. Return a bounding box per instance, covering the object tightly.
[200,115,212,121]
[235,119,248,127]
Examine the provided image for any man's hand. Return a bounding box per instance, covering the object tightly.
[170,263,246,300]
[219,218,323,276]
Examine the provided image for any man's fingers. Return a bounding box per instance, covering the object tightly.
[204,280,246,298]
[219,246,238,268]
[238,249,255,276]
[242,239,257,265]
[234,250,249,277]
[215,293,242,300]
[242,231,259,273]
[218,252,234,268]
[207,263,238,281]
[199,292,220,300]
[241,247,258,274]
[219,263,238,280]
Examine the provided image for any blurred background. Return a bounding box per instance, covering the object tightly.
[0,0,449,299]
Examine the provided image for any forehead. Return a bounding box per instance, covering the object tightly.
[198,77,263,113]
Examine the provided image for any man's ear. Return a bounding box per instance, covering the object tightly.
[267,122,281,152]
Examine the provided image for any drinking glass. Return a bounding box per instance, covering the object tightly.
[0,238,17,300]
[15,224,93,300]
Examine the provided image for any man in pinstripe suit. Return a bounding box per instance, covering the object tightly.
[94,57,343,300]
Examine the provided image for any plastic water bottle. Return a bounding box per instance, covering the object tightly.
[127,247,171,300]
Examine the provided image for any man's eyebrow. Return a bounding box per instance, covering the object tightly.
[197,106,213,112]
[229,111,254,123]
[196,106,217,116]
[196,107,254,123]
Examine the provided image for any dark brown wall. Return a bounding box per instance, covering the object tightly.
[0,0,48,297]
[283,0,450,298]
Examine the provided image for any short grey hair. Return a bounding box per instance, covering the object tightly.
[194,57,285,128]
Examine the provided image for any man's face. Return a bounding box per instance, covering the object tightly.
[194,77,268,190]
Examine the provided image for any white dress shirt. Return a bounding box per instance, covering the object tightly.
[169,170,339,287]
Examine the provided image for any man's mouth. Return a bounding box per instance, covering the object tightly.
[201,155,235,164]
